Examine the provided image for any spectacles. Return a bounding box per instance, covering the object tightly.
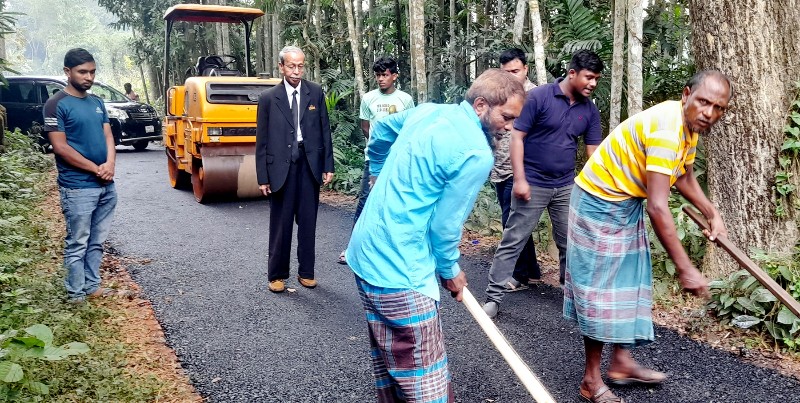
[283,64,305,71]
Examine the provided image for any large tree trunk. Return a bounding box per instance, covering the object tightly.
[689,0,800,278]
[313,0,322,83]
[449,0,456,80]
[626,0,642,115]
[609,0,626,129]
[272,11,282,77]
[409,0,427,102]
[528,0,546,85]
[344,0,366,96]
[512,0,526,44]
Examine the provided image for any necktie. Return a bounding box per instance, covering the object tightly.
[291,90,300,162]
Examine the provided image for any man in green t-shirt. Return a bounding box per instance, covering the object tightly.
[339,57,415,264]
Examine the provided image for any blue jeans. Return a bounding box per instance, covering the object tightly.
[59,184,117,300]
[353,160,371,224]
[486,184,572,304]
[494,178,540,282]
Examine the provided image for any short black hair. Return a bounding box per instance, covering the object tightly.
[686,69,734,100]
[499,48,527,66]
[64,48,95,69]
[373,57,398,74]
[569,49,604,74]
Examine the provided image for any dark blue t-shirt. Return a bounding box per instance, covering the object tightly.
[513,78,602,188]
[43,91,110,188]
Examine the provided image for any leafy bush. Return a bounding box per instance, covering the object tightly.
[707,251,800,351]
[0,324,89,399]
[465,183,503,236]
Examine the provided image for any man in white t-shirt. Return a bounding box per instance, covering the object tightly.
[339,57,415,264]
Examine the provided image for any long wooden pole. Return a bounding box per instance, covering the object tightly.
[683,206,800,319]
[461,287,557,403]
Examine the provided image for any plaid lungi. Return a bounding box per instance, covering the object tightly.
[355,275,454,403]
[563,186,654,346]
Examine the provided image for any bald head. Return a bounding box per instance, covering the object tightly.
[686,70,733,101]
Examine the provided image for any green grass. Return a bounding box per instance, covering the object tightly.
[0,130,170,402]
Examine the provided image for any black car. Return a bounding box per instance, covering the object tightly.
[0,76,161,151]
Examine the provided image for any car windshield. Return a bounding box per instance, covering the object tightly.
[90,82,130,103]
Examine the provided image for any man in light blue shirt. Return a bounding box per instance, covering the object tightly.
[345,69,525,403]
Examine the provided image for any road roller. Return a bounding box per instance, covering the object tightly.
[162,4,281,203]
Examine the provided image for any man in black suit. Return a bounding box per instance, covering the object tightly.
[255,46,334,293]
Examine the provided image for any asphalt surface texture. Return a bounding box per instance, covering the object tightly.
[110,145,800,403]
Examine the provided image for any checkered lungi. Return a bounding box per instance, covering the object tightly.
[563,186,655,347]
[355,275,454,403]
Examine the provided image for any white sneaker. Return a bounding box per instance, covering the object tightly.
[483,301,499,319]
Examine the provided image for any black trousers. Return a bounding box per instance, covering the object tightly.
[267,151,320,281]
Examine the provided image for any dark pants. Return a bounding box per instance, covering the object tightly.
[268,148,320,281]
[494,178,540,282]
[353,160,371,224]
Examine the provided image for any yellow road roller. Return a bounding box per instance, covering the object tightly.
[162,4,281,203]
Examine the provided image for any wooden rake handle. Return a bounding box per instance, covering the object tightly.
[682,206,800,319]
[460,286,557,403]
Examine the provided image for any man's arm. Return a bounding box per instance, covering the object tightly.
[50,131,102,174]
[430,150,493,289]
[510,128,530,200]
[646,171,709,297]
[674,164,726,240]
[361,120,370,139]
[96,123,116,181]
[585,144,598,158]
[367,108,412,177]
[320,88,335,185]
[255,93,271,195]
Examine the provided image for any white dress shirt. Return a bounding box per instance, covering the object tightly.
[283,79,303,142]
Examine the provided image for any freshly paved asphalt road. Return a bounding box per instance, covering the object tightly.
[110,146,800,403]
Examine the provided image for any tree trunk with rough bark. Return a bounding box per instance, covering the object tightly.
[344,0,366,96]
[528,0,546,85]
[609,0,626,129]
[313,0,322,83]
[409,0,427,102]
[512,0,526,44]
[689,0,800,278]
[626,0,642,115]
[272,11,282,77]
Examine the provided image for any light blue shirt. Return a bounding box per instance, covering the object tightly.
[345,101,494,301]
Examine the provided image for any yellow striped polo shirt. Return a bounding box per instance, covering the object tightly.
[575,101,698,201]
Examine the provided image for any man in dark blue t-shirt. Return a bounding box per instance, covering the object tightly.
[484,50,604,318]
[43,48,118,304]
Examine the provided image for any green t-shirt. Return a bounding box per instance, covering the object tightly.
[360,88,415,159]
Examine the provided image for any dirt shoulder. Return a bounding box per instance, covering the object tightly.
[40,179,202,402]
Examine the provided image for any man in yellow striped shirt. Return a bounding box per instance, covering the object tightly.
[564,70,732,403]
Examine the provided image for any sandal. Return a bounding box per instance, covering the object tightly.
[607,366,666,386]
[505,279,529,292]
[580,385,625,403]
[337,250,347,265]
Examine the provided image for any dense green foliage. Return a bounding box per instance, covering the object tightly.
[775,82,800,218]
[6,0,140,90]
[708,252,800,351]
[0,131,169,401]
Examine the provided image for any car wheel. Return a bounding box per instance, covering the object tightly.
[133,140,149,151]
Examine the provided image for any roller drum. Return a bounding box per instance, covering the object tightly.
[194,145,261,201]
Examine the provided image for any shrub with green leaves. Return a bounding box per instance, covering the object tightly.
[708,250,800,350]
[0,324,89,399]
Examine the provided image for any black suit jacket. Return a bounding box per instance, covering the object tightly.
[255,79,334,192]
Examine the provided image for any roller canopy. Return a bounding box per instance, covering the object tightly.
[164,4,264,23]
